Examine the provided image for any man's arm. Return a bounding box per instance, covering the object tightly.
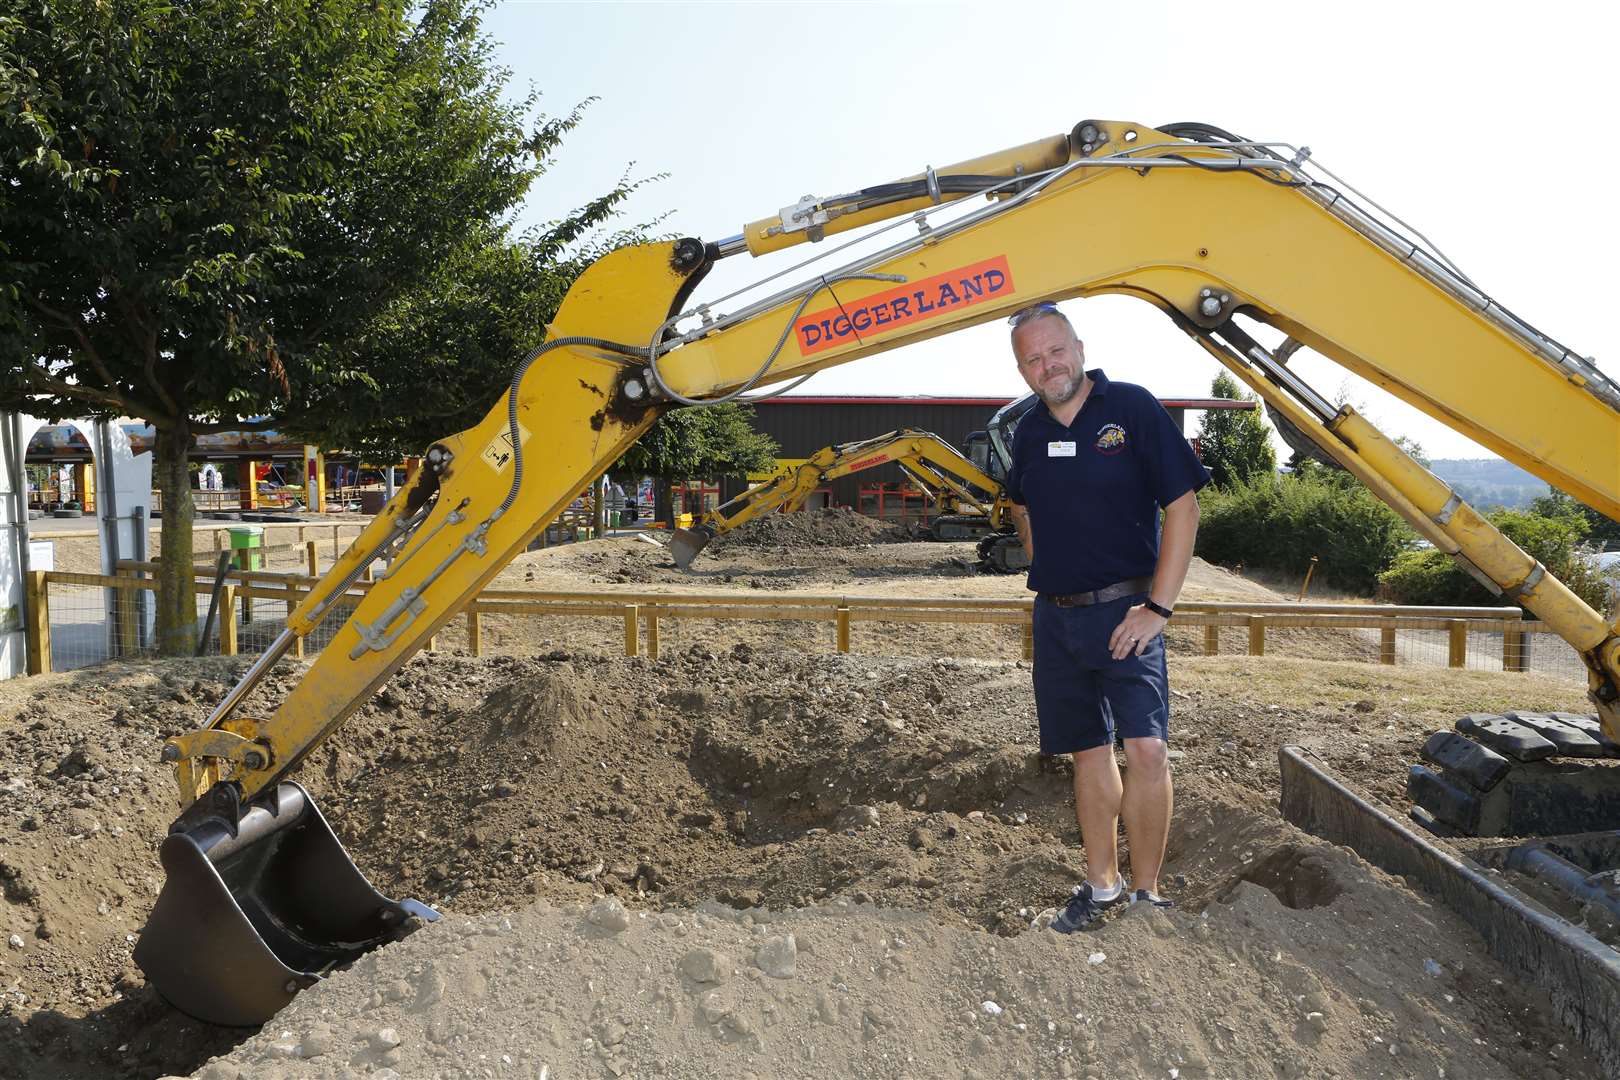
[1009,502,1033,562]
[1109,489,1200,659]
[1150,488,1200,610]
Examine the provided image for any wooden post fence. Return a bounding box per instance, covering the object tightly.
[1504,624,1525,673]
[218,585,238,656]
[290,581,306,660]
[115,566,140,657]
[25,570,49,675]
[623,604,639,656]
[25,566,1554,681]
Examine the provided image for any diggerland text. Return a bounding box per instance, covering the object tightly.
[794,256,1015,356]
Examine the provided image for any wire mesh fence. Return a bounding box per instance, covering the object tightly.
[1396,626,1586,681]
[41,576,215,671]
[189,522,371,578]
[30,565,1593,687]
[1161,617,1586,680]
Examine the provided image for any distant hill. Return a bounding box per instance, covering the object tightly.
[1427,458,1551,510]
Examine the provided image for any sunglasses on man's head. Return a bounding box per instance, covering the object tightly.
[1007,302,1060,327]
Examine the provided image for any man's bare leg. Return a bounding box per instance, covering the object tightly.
[1071,744,1124,890]
[1120,736,1172,895]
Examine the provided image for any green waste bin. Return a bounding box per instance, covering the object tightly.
[227,525,264,571]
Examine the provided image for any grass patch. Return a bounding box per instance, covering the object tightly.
[1169,654,1590,723]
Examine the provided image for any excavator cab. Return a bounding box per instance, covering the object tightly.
[964,430,999,483]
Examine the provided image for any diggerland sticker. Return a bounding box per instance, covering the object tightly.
[794,255,1014,356]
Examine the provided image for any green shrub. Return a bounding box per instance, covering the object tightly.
[1377,548,1467,606]
[1378,507,1615,614]
[1196,472,1415,593]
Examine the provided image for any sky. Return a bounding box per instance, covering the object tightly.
[482,0,1617,462]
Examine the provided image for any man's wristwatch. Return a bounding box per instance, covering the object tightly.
[1144,599,1174,620]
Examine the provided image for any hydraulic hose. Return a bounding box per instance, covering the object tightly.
[494,336,650,520]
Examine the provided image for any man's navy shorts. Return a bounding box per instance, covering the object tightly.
[1032,591,1170,754]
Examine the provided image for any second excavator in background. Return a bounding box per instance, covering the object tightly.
[670,410,1035,572]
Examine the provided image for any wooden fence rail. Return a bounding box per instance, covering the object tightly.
[19,561,1560,678]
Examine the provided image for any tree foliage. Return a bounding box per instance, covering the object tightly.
[1378,506,1615,614]
[1196,372,1276,487]
[615,405,779,523]
[0,0,644,651]
[288,212,651,462]
[1392,435,1430,469]
[1530,488,1620,552]
[1195,471,1416,593]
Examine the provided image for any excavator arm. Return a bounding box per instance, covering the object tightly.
[142,119,1620,1024]
[669,428,1006,569]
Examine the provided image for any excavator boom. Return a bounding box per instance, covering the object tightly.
[141,119,1620,1025]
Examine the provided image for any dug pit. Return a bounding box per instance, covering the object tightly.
[0,646,1600,1079]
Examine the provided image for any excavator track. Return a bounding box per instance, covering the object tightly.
[1408,711,1620,838]
[928,513,998,542]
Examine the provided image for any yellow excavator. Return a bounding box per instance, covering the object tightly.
[136,119,1620,1025]
[669,425,1030,572]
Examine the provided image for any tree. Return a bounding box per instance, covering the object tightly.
[286,212,652,462]
[615,405,779,526]
[1531,488,1620,552]
[0,0,638,652]
[1196,372,1276,487]
[1379,505,1614,613]
[1393,435,1431,468]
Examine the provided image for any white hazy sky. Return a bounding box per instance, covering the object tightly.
[485,0,1616,462]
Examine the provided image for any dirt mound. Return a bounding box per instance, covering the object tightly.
[190,849,1570,1080]
[0,645,1600,1079]
[707,507,914,552]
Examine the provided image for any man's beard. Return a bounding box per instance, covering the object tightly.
[1038,370,1081,406]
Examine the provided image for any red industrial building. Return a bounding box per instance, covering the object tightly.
[687,394,1257,522]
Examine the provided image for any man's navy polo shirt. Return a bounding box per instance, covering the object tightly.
[1004,369,1210,596]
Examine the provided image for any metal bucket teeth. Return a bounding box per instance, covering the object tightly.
[135,782,437,1026]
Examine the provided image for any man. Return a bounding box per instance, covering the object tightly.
[1003,301,1208,933]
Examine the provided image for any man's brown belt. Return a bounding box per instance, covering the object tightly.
[1040,576,1154,608]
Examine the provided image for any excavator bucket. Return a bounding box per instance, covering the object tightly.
[670,525,715,570]
[135,781,437,1027]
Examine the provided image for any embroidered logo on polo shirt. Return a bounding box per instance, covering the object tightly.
[1094,423,1127,455]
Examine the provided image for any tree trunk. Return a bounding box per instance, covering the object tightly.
[153,424,197,655]
[654,477,674,529]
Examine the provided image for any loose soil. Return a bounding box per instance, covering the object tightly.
[0,521,1603,1079]
[706,507,917,553]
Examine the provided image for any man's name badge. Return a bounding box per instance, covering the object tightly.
[1048,441,1077,457]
